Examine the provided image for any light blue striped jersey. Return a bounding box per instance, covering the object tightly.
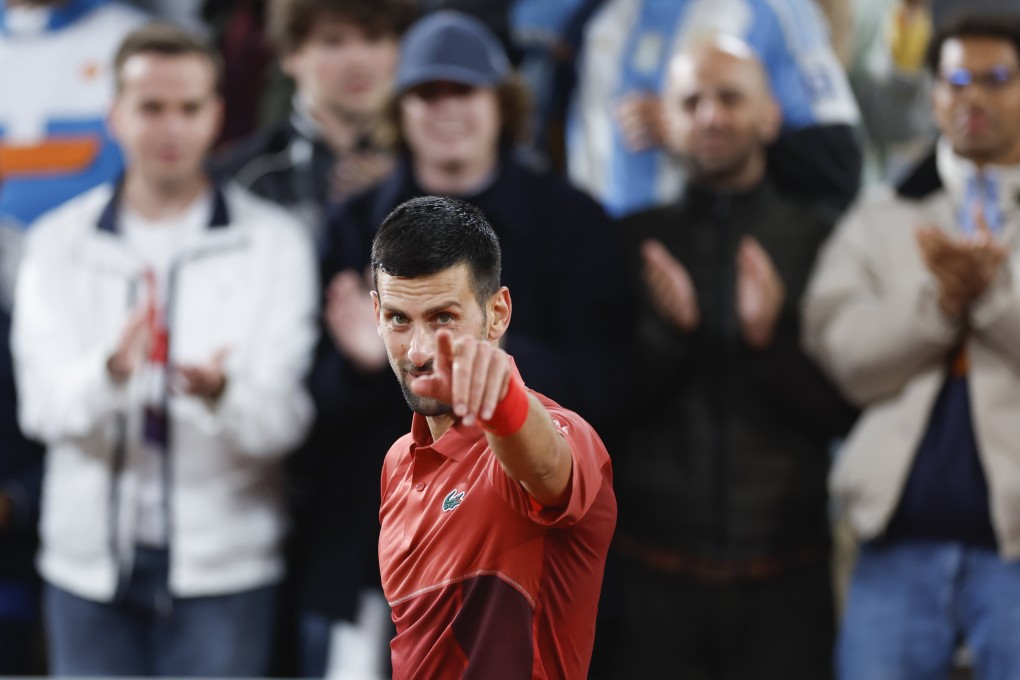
[567,0,860,217]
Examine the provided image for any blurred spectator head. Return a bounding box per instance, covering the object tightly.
[661,36,781,190]
[269,0,416,122]
[114,21,224,93]
[926,13,1020,165]
[395,10,510,94]
[384,11,531,163]
[111,23,224,190]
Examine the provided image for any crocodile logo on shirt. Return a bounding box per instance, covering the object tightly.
[442,489,466,512]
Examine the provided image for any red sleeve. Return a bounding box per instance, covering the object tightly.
[488,400,613,528]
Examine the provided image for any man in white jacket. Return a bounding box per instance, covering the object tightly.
[11,22,317,676]
[803,13,1020,680]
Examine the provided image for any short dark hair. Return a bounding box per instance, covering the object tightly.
[925,13,1020,74]
[371,196,502,306]
[268,0,418,56]
[114,22,223,92]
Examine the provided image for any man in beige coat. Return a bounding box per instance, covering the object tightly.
[803,13,1020,680]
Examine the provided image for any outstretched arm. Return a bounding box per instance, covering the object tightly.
[411,330,573,508]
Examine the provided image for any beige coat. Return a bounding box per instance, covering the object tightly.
[803,141,1020,558]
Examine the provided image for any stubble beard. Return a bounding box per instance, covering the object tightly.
[397,370,453,417]
[388,311,489,417]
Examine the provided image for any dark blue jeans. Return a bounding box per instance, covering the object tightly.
[45,546,278,677]
[838,540,1020,680]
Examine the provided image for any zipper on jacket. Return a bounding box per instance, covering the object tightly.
[709,193,734,550]
[110,275,139,601]
[156,235,249,604]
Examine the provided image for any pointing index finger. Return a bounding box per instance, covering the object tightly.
[435,329,454,377]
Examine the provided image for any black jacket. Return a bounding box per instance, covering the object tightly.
[215,117,334,206]
[617,181,856,560]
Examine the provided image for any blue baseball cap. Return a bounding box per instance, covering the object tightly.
[395,11,510,94]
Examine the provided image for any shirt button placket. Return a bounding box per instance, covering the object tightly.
[405,452,436,548]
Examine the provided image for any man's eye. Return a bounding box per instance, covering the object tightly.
[435,312,454,323]
[390,314,408,325]
[719,91,742,107]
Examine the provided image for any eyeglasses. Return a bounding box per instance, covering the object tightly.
[938,65,1019,91]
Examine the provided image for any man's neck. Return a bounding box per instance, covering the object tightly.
[969,149,1020,171]
[301,96,369,154]
[426,413,456,443]
[695,155,766,194]
[414,155,498,197]
[121,172,209,222]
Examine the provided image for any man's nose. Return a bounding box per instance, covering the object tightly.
[694,98,722,125]
[407,324,434,367]
[957,85,989,106]
[159,111,186,137]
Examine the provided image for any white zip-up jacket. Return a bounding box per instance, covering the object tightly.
[12,181,318,600]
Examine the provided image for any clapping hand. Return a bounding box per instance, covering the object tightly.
[175,347,229,400]
[915,208,1007,318]
[640,238,700,331]
[106,306,152,383]
[326,269,387,372]
[736,235,785,349]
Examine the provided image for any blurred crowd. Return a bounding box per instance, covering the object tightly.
[2,0,1020,678]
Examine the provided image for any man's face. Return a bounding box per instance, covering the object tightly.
[661,48,779,186]
[933,36,1020,166]
[400,81,501,172]
[373,263,493,416]
[284,16,398,122]
[110,53,222,190]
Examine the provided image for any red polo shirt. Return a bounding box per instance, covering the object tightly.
[378,384,616,680]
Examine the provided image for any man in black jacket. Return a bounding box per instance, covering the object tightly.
[598,38,857,680]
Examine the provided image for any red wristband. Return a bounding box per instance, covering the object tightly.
[479,369,529,437]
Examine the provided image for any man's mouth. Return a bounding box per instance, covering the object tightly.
[345,77,372,95]
[406,364,433,379]
[960,112,990,135]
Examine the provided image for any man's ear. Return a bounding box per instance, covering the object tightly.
[107,101,123,143]
[211,94,225,139]
[281,51,300,80]
[758,97,782,145]
[487,287,511,342]
[371,291,382,336]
